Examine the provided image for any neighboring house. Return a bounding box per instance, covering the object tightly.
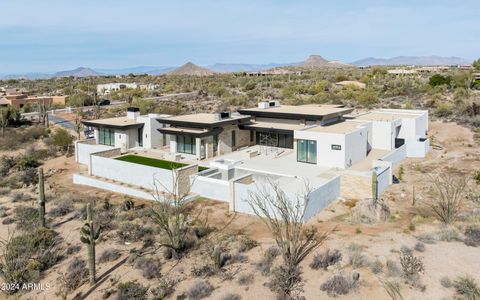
[96,83,140,95]
[73,102,429,221]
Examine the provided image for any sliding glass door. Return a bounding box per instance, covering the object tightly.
[176,135,196,155]
[297,139,317,164]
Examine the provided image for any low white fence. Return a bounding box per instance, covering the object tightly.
[375,166,391,198]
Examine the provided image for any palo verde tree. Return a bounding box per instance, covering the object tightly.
[0,106,19,137]
[80,203,101,285]
[247,179,329,299]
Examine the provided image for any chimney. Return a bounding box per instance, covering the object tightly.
[127,107,140,120]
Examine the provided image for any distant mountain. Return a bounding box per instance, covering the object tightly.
[54,67,102,78]
[351,56,471,67]
[208,63,289,73]
[96,66,174,75]
[168,62,215,76]
[299,55,352,69]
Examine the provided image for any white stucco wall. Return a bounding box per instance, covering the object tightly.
[190,175,230,202]
[294,129,346,168]
[380,144,406,167]
[75,141,113,165]
[405,138,429,157]
[303,176,341,221]
[90,155,174,191]
[137,114,169,149]
[370,120,399,150]
[375,167,391,197]
[344,126,368,168]
[232,176,340,222]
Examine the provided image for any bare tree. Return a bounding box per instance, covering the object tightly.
[150,167,196,257]
[423,174,468,225]
[247,179,329,298]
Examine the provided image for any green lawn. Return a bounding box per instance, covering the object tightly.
[115,154,208,172]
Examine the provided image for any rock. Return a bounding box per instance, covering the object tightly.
[352,199,390,224]
[351,271,360,282]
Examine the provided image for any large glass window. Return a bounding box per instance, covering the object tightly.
[256,132,293,149]
[176,135,196,155]
[98,128,115,146]
[297,139,317,164]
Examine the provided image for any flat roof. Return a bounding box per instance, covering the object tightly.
[238,105,354,121]
[157,113,251,128]
[82,117,144,130]
[354,111,418,122]
[241,121,306,132]
[304,121,366,134]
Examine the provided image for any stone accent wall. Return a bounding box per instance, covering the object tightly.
[217,124,251,155]
[93,148,121,158]
[176,164,198,196]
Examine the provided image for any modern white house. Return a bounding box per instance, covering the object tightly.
[74,101,429,221]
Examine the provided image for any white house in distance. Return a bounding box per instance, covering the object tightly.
[96,83,160,95]
[74,101,429,221]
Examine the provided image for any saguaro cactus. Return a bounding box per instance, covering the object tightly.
[372,171,378,201]
[38,167,46,227]
[80,203,101,285]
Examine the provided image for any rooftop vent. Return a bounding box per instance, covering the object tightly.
[258,100,280,109]
[214,112,231,121]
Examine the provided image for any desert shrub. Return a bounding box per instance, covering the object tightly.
[191,262,216,277]
[0,228,61,294]
[256,246,279,275]
[440,276,453,288]
[0,187,11,196]
[0,207,8,218]
[400,245,413,254]
[99,248,121,263]
[453,275,480,300]
[235,235,259,253]
[218,293,241,300]
[310,248,342,270]
[399,250,424,279]
[117,222,152,243]
[386,259,402,277]
[187,280,214,300]
[424,174,468,225]
[0,156,16,176]
[437,227,461,241]
[320,274,354,296]
[414,242,426,252]
[464,226,480,247]
[65,257,89,291]
[2,217,14,225]
[134,256,161,279]
[347,243,368,268]
[13,206,39,230]
[149,276,176,300]
[268,265,303,299]
[380,278,403,300]
[17,167,39,186]
[416,233,436,244]
[10,191,30,202]
[237,272,254,286]
[117,281,148,300]
[49,202,73,218]
[371,259,384,274]
[66,244,82,255]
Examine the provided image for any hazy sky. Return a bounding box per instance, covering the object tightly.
[1,0,479,73]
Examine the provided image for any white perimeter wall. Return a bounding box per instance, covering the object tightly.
[380,144,406,167]
[75,141,113,165]
[90,155,173,191]
[190,175,230,202]
[375,167,391,197]
[232,176,341,222]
